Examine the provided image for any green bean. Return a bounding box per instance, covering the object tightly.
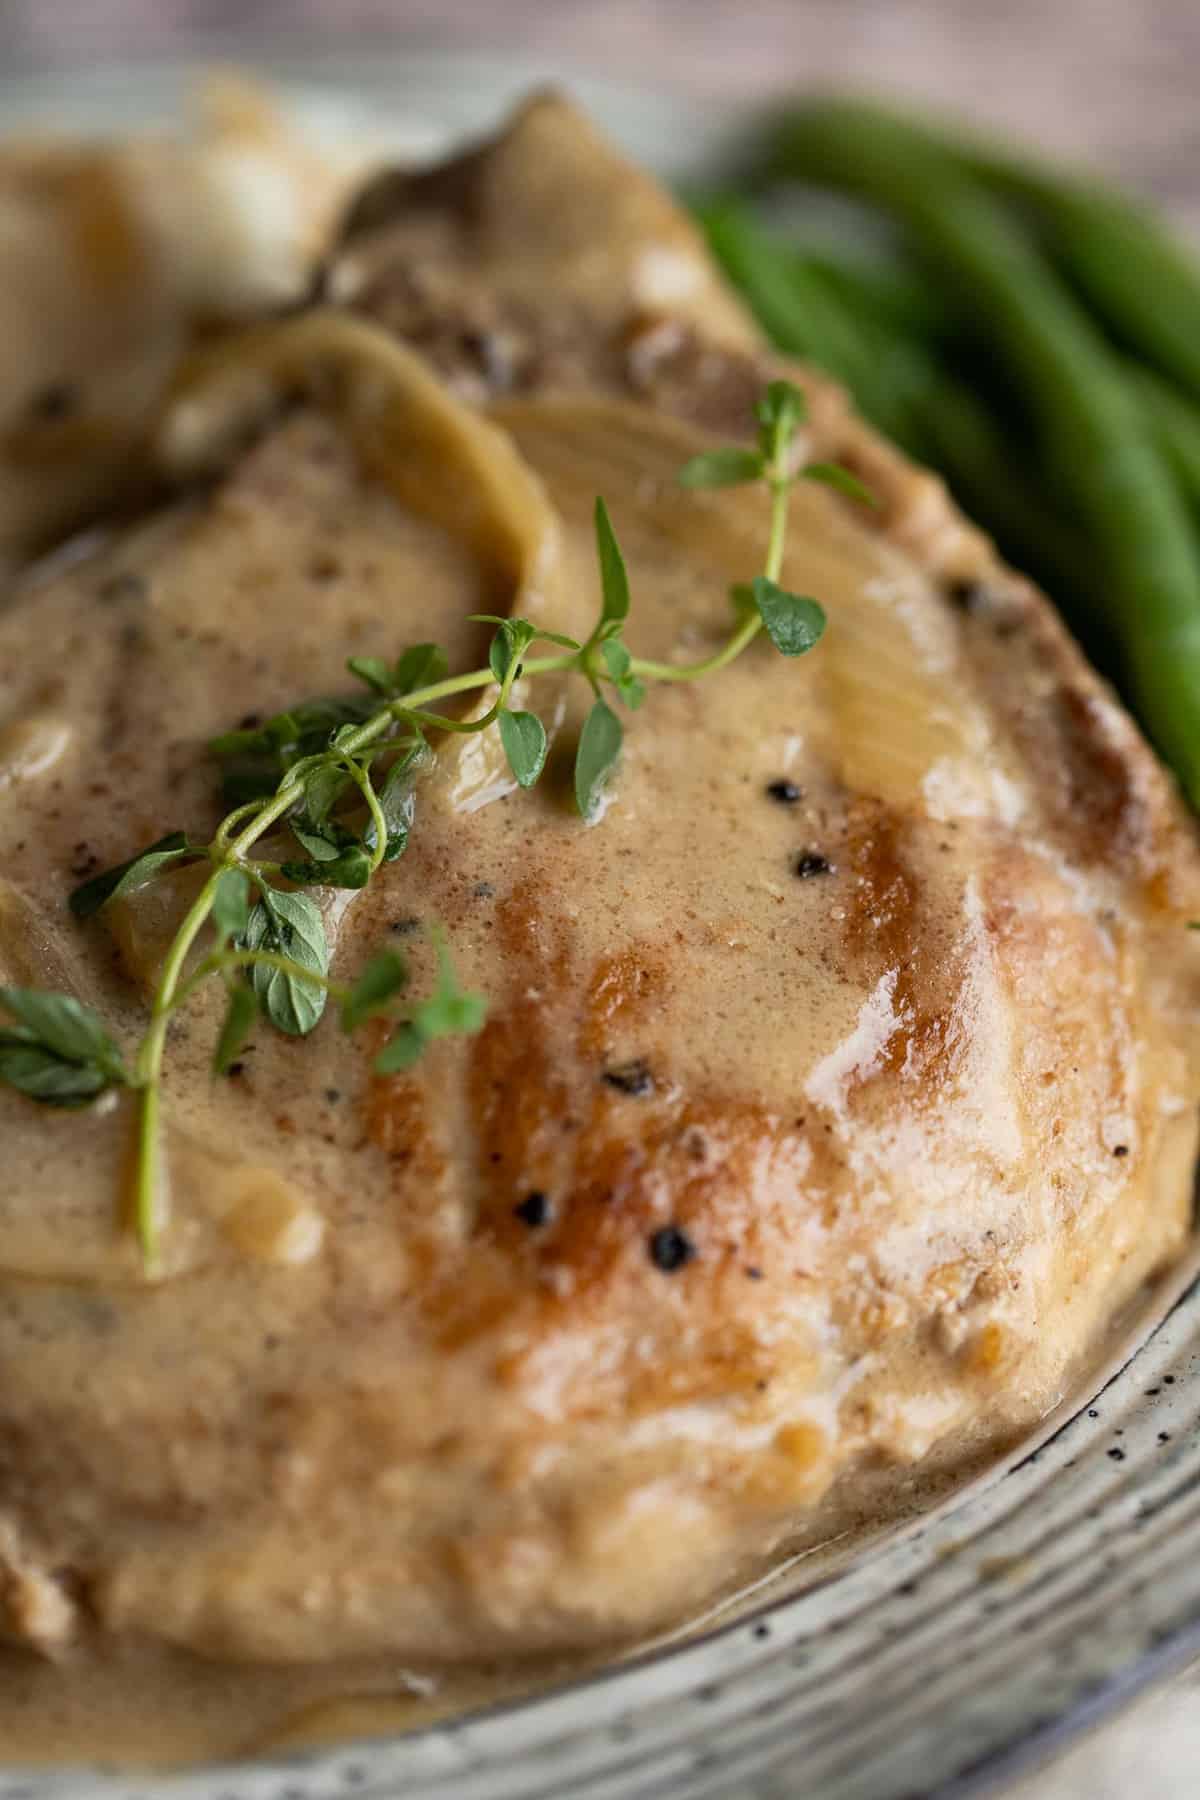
[766,97,1200,406]
[764,102,1200,803]
[694,201,873,380]
[965,157,1200,406]
[1132,364,1200,510]
[790,244,957,343]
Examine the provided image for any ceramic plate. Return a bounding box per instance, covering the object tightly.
[2,51,1199,1800]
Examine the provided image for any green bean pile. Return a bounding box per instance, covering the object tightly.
[695,98,1200,808]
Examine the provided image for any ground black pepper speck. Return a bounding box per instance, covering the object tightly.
[28,379,79,421]
[766,779,802,805]
[795,851,835,879]
[514,1191,552,1228]
[649,1225,695,1272]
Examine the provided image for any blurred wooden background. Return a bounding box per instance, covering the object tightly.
[3,0,1200,221]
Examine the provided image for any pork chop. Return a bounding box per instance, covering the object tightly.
[0,95,1198,1685]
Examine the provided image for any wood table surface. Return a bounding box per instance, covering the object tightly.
[1,2,1198,1795]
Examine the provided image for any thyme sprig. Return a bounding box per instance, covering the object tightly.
[0,379,857,1270]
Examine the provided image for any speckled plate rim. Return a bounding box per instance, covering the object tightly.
[2,50,1200,1800]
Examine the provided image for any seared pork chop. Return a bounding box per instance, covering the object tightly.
[0,95,1198,1681]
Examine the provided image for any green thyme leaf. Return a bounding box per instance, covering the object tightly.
[469,615,581,653]
[574,698,623,820]
[240,890,329,1036]
[422,936,487,1037]
[0,1031,115,1106]
[488,618,538,686]
[0,987,129,1081]
[393,642,449,696]
[301,762,350,828]
[280,846,372,890]
[802,462,876,506]
[600,638,632,679]
[751,576,827,657]
[366,741,426,863]
[533,628,583,651]
[211,695,373,810]
[346,655,395,695]
[342,950,408,1031]
[289,817,344,863]
[374,1021,425,1073]
[375,933,485,1072]
[678,446,765,488]
[211,868,251,940]
[756,377,807,446]
[593,498,630,632]
[498,709,548,788]
[212,981,256,1076]
[600,638,646,708]
[210,697,369,763]
[69,831,197,919]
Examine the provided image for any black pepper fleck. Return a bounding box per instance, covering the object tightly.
[795,850,835,879]
[237,712,262,731]
[1112,1144,1129,1157]
[324,1088,342,1105]
[473,881,496,899]
[1159,1431,1172,1444]
[649,1225,695,1272]
[390,915,421,936]
[226,1061,246,1078]
[514,1191,552,1228]
[1107,1447,1126,1462]
[752,1622,771,1641]
[745,1266,764,1281]
[766,779,803,805]
[603,1058,654,1097]
[28,379,79,422]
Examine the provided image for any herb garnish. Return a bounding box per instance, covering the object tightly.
[0,379,859,1270]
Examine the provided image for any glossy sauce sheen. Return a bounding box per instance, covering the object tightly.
[1,94,1199,1767]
